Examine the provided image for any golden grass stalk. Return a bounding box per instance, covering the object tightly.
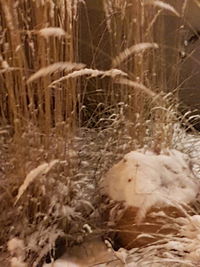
[38,27,66,38]
[193,0,200,8]
[49,68,128,87]
[115,78,156,98]
[144,0,180,17]
[15,160,59,205]
[112,42,159,67]
[27,62,85,84]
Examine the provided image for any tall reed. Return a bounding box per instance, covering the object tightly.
[0,0,80,141]
[102,0,182,149]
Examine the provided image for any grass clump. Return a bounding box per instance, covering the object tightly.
[0,0,199,266]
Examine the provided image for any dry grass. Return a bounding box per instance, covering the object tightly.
[0,0,199,266]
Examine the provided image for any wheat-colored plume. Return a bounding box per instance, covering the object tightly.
[38,27,66,38]
[50,68,128,87]
[112,43,159,67]
[15,160,59,205]
[27,62,85,83]
[144,0,180,17]
[115,78,156,98]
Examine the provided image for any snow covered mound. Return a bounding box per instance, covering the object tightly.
[103,149,200,222]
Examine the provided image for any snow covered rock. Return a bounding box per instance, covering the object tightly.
[103,149,200,223]
[102,149,200,249]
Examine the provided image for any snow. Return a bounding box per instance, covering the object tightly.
[103,149,200,222]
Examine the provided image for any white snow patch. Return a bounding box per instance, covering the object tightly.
[103,149,199,222]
